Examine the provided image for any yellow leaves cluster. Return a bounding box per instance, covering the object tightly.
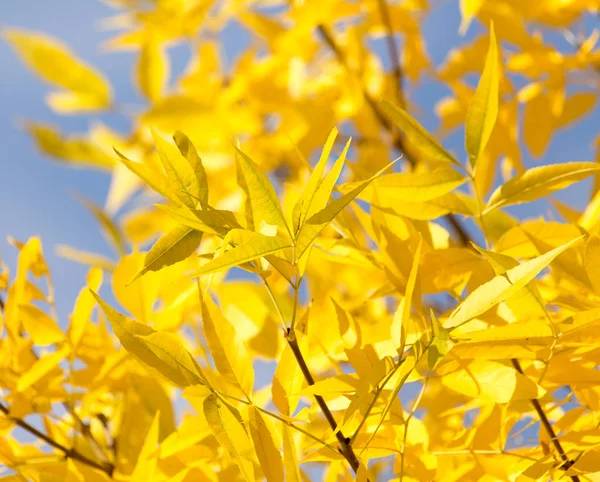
[2,1,600,482]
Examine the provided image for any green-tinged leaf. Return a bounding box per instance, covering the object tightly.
[131,224,203,283]
[203,394,255,482]
[445,236,583,329]
[114,147,178,204]
[295,161,395,261]
[192,231,291,278]
[155,204,244,236]
[485,162,600,213]
[3,28,111,112]
[152,129,201,209]
[91,291,205,387]
[248,406,284,482]
[201,295,254,398]
[173,130,208,208]
[235,146,290,233]
[292,128,338,233]
[77,195,126,255]
[381,100,461,166]
[375,167,467,202]
[466,22,499,168]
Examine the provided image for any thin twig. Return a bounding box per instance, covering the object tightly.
[400,377,429,480]
[0,401,113,475]
[286,332,364,475]
[511,359,580,481]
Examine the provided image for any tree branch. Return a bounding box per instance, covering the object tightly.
[316,24,472,247]
[285,330,363,475]
[0,401,113,476]
[511,359,580,481]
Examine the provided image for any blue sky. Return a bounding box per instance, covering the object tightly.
[2,2,598,322]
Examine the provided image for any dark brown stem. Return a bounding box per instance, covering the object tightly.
[286,331,364,476]
[0,401,113,476]
[0,294,5,311]
[316,24,471,247]
[511,359,580,481]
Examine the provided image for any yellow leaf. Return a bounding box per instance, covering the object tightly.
[459,0,485,34]
[92,291,205,387]
[248,406,284,482]
[295,161,395,261]
[292,128,338,234]
[152,129,201,210]
[466,22,499,169]
[17,345,69,392]
[155,204,245,236]
[300,374,360,396]
[192,231,291,278]
[375,167,467,203]
[391,236,422,353]
[235,146,290,235]
[556,92,597,129]
[272,338,306,415]
[454,320,554,344]
[131,224,203,282]
[445,237,583,329]
[201,295,254,398]
[56,245,116,271]
[77,195,126,256]
[585,235,600,296]
[3,28,112,112]
[485,162,600,213]
[282,423,302,482]
[203,393,255,482]
[381,100,461,167]
[19,304,64,346]
[137,34,169,102]
[114,147,179,205]
[131,412,160,482]
[523,89,554,157]
[25,123,115,170]
[173,130,208,208]
[69,267,103,350]
[440,359,545,403]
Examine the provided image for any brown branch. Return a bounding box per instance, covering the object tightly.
[511,359,580,481]
[316,24,471,247]
[286,330,364,476]
[0,401,113,476]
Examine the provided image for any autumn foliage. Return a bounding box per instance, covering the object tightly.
[2,1,600,481]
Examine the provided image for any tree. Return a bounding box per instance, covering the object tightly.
[1,1,600,481]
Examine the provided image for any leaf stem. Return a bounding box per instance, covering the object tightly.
[511,359,580,481]
[0,401,113,476]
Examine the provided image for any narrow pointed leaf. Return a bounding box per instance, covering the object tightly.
[381,100,461,166]
[91,291,205,387]
[131,224,203,283]
[445,237,583,329]
[201,296,254,398]
[485,162,600,213]
[173,130,208,208]
[192,232,291,278]
[235,146,289,233]
[203,394,255,482]
[248,406,284,482]
[292,128,338,233]
[152,129,201,209]
[466,22,499,168]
